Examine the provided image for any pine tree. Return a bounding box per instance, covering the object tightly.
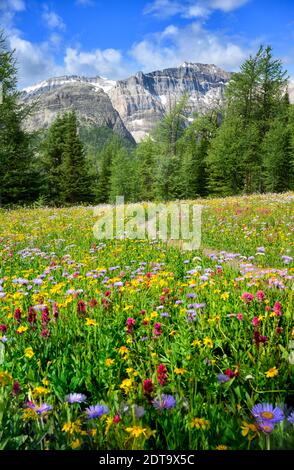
[95,136,123,203]
[40,114,68,204]
[0,30,35,205]
[179,112,219,198]
[263,103,293,192]
[61,112,91,204]
[135,137,156,201]
[109,145,136,203]
[207,45,289,195]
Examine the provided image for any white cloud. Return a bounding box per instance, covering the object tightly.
[64,47,129,79]
[9,34,61,87]
[130,22,247,72]
[42,6,66,31]
[0,0,25,12]
[144,0,250,18]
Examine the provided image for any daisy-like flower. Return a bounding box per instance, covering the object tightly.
[152,394,176,410]
[251,403,284,424]
[259,421,274,434]
[65,393,87,404]
[36,403,53,414]
[265,367,279,378]
[85,404,109,419]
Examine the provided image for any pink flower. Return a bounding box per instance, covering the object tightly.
[256,290,265,301]
[113,415,121,424]
[157,363,168,386]
[41,307,49,326]
[252,316,259,327]
[14,308,21,323]
[273,302,282,317]
[126,317,136,334]
[153,322,162,337]
[241,292,255,304]
[77,300,86,315]
[237,313,244,321]
[143,379,154,395]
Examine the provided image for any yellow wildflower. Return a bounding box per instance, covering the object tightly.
[24,347,34,359]
[221,292,230,301]
[85,318,97,326]
[174,368,187,375]
[42,378,49,386]
[216,445,228,450]
[126,367,138,377]
[150,311,158,319]
[192,339,202,347]
[125,426,149,438]
[22,408,38,421]
[169,330,177,336]
[265,367,279,378]
[16,325,28,334]
[105,416,113,435]
[62,420,82,434]
[118,346,129,355]
[105,358,115,367]
[190,418,210,430]
[241,421,259,440]
[0,371,13,386]
[32,386,50,397]
[203,337,213,348]
[119,378,134,394]
[71,439,82,449]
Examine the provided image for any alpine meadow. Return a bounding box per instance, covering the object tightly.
[0,0,293,455]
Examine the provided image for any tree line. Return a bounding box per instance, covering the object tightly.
[0,29,293,206]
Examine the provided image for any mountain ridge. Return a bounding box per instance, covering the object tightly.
[21,63,231,142]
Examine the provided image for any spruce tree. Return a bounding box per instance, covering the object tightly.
[61,112,91,204]
[96,136,122,203]
[40,114,68,204]
[0,30,35,205]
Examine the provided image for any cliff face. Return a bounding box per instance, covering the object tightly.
[21,63,231,142]
[21,81,134,143]
[109,63,231,141]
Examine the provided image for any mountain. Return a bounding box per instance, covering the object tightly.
[21,77,134,143]
[21,63,231,142]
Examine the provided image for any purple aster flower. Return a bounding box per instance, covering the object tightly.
[287,411,294,425]
[65,393,87,404]
[175,300,183,305]
[282,255,293,265]
[86,404,109,419]
[217,374,230,384]
[152,394,176,410]
[256,247,266,253]
[36,403,53,414]
[259,421,274,433]
[0,336,8,343]
[186,293,197,299]
[251,403,284,424]
[160,312,170,317]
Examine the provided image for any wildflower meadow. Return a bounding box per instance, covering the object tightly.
[0,193,293,450]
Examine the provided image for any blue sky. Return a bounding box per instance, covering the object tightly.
[0,0,293,88]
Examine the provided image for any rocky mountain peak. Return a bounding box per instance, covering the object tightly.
[21,62,232,142]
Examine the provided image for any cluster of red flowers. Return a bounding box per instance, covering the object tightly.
[157,363,168,386]
[143,379,154,395]
[153,322,162,337]
[126,317,136,334]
